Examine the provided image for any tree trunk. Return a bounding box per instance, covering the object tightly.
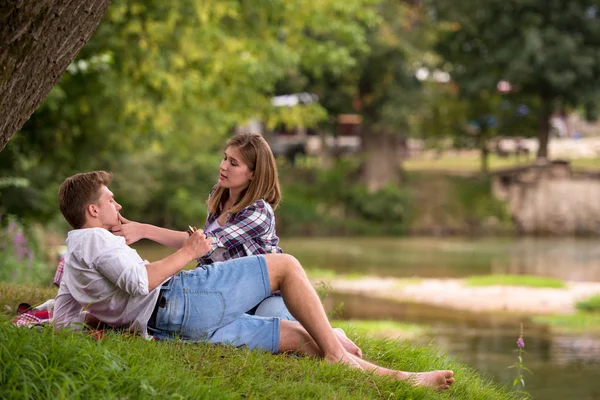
[536,101,553,160]
[0,0,110,152]
[359,126,402,192]
[478,125,489,175]
[480,143,489,175]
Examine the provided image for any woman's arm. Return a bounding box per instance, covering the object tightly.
[111,214,189,248]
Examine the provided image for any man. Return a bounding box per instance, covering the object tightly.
[54,171,454,391]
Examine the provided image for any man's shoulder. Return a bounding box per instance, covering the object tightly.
[68,228,127,260]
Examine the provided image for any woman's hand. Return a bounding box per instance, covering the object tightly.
[110,213,146,245]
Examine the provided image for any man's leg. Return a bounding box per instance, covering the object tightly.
[278,320,455,392]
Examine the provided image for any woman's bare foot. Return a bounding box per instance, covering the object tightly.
[334,328,363,358]
[404,370,455,391]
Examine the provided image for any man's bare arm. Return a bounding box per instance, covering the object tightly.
[145,230,211,291]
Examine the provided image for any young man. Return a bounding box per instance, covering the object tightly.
[54,171,455,391]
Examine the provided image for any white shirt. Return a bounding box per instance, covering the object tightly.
[53,228,160,337]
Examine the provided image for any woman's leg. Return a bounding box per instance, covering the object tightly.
[254,296,363,357]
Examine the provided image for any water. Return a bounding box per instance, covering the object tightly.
[280,236,600,282]
[132,237,600,399]
[330,293,600,400]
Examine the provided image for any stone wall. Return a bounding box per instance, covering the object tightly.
[492,162,600,235]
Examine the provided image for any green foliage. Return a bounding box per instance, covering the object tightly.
[277,161,412,236]
[576,294,600,313]
[0,216,54,285]
[433,0,600,157]
[465,275,566,289]
[451,176,512,225]
[1,0,375,225]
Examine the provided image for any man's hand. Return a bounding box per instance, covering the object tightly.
[110,213,145,245]
[182,229,212,260]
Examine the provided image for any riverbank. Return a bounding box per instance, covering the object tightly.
[324,276,600,315]
[0,282,520,400]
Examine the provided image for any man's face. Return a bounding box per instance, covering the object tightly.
[94,185,122,229]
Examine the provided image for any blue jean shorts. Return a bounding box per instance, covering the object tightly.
[148,255,280,353]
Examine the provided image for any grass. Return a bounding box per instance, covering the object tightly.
[576,294,600,313]
[465,275,566,289]
[333,319,429,340]
[404,153,600,173]
[0,282,525,399]
[532,313,600,333]
[404,153,531,172]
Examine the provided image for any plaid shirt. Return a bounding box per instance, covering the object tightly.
[53,256,65,287]
[197,197,282,265]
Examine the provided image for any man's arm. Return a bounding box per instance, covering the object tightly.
[145,229,212,289]
[93,229,211,295]
[53,284,86,330]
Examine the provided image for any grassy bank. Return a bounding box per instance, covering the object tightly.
[276,161,513,237]
[0,283,524,399]
[465,275,566,289]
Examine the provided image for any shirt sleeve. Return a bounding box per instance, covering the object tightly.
[53,282,86,330]
[204,201,273,256]
[93,247,150,297]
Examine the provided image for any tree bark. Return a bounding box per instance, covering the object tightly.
[478,124,489,175]
[359,126,402,192]
[0,0,110,152]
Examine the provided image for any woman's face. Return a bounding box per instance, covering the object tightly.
[218,146,254,192]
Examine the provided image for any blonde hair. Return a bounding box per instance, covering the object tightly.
[208,133,281,215]
[58,171,112,229]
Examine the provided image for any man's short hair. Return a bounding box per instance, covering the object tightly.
[58,171,112,229]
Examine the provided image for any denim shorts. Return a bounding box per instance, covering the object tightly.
[148,255,280,353]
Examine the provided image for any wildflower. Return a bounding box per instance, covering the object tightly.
[510,323,530,395]
[13,232,26,246]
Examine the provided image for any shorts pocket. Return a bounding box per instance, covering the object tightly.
[181,289,225,334]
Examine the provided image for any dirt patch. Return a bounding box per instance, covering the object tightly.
[326,277,600,315]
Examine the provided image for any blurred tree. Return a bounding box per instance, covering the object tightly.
[433,0,600,160]
[1,0,375,224]
[278,1,435,191]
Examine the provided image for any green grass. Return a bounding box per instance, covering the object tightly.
[0,282,525,399]
[532,312,600,333]
[305,268,338,280]
[333,320,429,340]
[404,154,533,172]
[465,275,566,289]
[404,153,600,173]
[571,157,600,170]
[576,294,600,313]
